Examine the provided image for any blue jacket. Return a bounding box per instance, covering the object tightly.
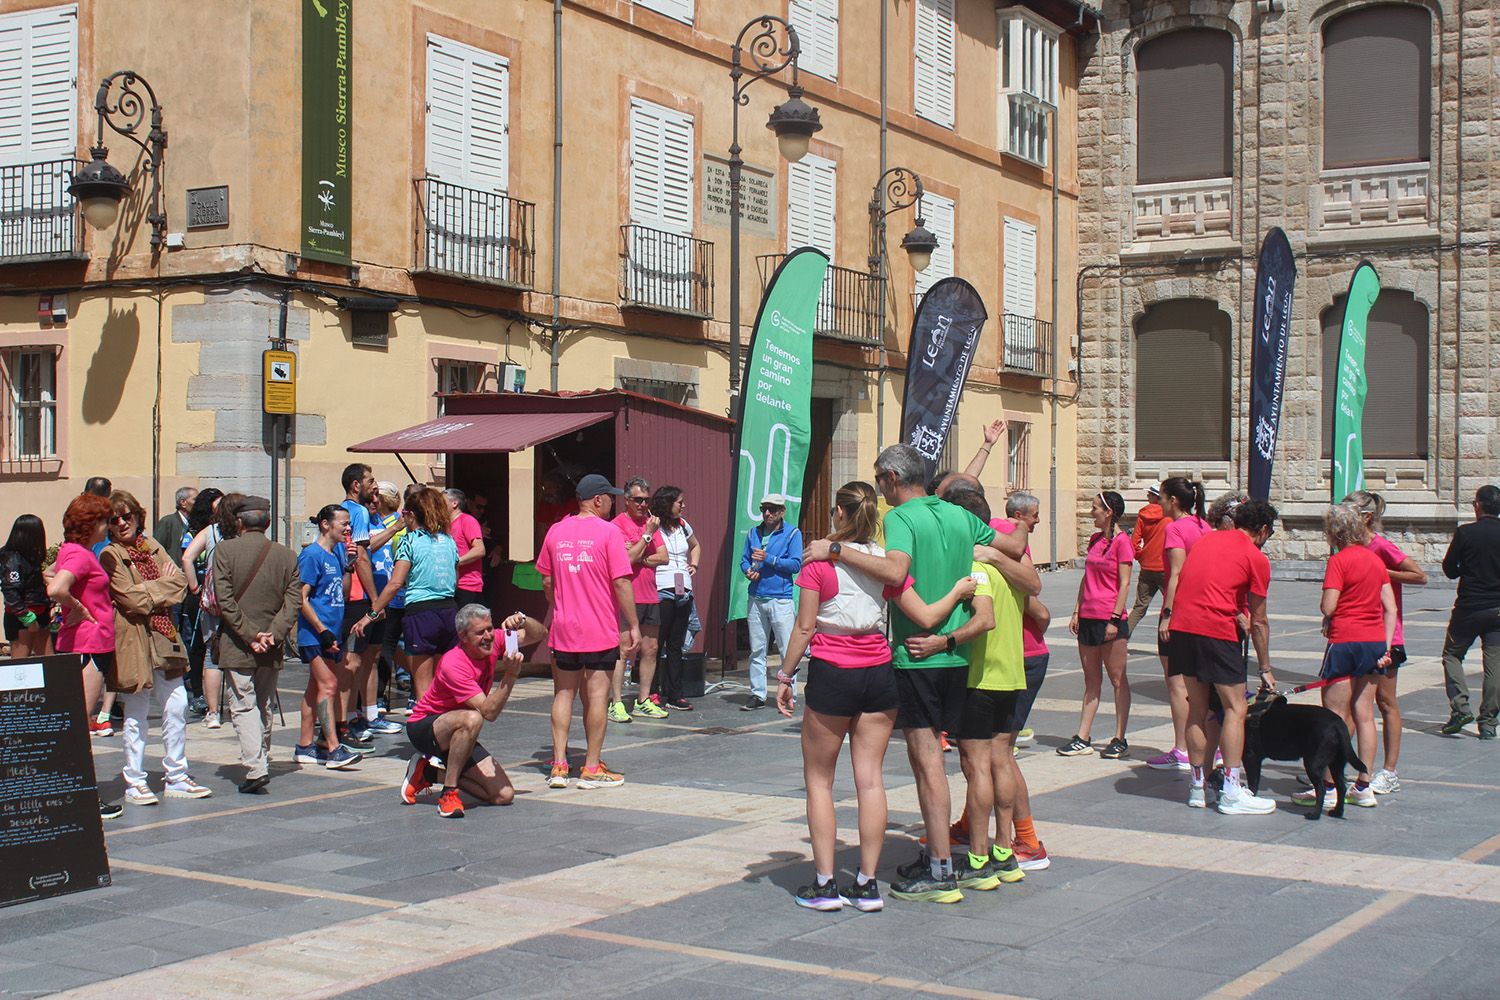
[740,522,803,600]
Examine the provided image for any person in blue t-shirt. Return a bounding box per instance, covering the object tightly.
[363,481,408,730]
[294,505,362,770]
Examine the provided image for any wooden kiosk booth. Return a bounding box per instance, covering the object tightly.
[348,390,736,664]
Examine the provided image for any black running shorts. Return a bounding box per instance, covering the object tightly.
[955,687,1023,741]
[803,657,898,718]
[894,665,967,733]
[1167,631,1246,687]
[405,714,491,774]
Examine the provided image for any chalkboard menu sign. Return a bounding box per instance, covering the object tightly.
[1,655,111,907]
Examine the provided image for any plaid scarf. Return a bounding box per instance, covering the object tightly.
[126,538,178,641]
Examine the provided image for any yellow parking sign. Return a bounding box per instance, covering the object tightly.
[263,350,297,415]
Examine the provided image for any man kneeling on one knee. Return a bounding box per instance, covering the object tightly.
[401,604,546,817]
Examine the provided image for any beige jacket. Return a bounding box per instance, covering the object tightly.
[100,537,187,693]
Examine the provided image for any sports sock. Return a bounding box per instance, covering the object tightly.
[967,851,988,870]
[991,844,1014,862]
[855,872,872,886]
[816,872,833,887]
[1190,765,1205,787]
[1013,817,1038,848]
[1355,779,1370,791]
[931,855,953,880]
[1224,766,1241,791]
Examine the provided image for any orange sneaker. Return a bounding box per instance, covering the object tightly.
[940,732,953,753]
[438,787,465,818]
[1012,839,1050,871]
[577,763,624,789]
[400,754,431,805]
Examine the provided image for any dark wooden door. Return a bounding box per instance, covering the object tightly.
[801,397,835,542]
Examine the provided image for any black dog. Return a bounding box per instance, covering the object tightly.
[1242,694,1368,819]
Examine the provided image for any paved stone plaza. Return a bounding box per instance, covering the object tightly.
[4,570,1500,1000]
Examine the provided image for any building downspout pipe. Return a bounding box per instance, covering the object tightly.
[1048,104,1060,568]
[550,0,563,391]
[876,0,888,450]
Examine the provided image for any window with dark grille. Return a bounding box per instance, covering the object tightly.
[1322,5,1431,169]
[1134,299,1231,461]
[1320,290,1428,460]
[1135,29,1234,184]
[3,348,57,459]
[435,359,488,416]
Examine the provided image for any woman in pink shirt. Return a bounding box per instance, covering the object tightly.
[47,494,119,731]
[1148,477,1211,770]
[774,482,975,913]
[1062,491,1133,759]
[1345,491,1426,794]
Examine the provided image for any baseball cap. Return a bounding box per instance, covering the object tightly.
[576,474,624,499]
[760,493,787,508]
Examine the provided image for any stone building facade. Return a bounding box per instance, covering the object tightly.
[1075,0,1499,568]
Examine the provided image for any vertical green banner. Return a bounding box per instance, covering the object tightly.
[728,248,828,621]
[301,0,352,264]
[1331,261,1380,502]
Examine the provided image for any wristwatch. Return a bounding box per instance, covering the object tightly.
[945,634,957,654]
[829,542,843,562]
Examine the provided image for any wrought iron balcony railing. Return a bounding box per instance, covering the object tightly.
[1001,312,1053,377]
[0,158,86,264]
[619,224,714,318]
[414,177,535,289]
[757,255,880,346]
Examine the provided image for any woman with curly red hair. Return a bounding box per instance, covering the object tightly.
[47,493,119,735]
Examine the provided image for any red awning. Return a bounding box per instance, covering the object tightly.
[347,410,611,454]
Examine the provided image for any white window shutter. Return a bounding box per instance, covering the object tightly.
[0,5,76,166]
[913,193,954,298]
[658,108,694,235]
[1003,217,1037,318]
[425,38,467,183]
[468,55,509,193]
[915,0,954,128]
[790,0,838,82]
[629,99,665,227]
[426,35,508,192]
[786,156,812,250]
[786,153,835,257]
[634,0,693,26]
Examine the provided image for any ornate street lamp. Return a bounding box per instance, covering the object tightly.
[68,71,168,248]
[727,14,821,402]
[868,166,938,331]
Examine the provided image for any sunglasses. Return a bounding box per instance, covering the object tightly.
[760,505,784,513]
[627,496,649,504]
[111,514,133,525]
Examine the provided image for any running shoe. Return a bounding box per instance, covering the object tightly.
[338,729,374,753]
[608,701,633,723]
[1217,785,1276,815]
[1015,728,1035,747]
[323,746,362,770]
[1346,783,1378,808]
[1100,737,1129,760]
[125,784,158,807]
[577,763,624,788]
[839,878,884,912]
[99,801,124,820]
[1147,747,1190,771]
[666,697,694,711]
[367,717,405,736]
[163,776,213,799]
[1057,735,1094,757]
[949,815,970,847]
[940,732,953,753]
[1441,710,1475,736]
[203,711,221,730]
[547,761,571,788]
[988,845,1025,883]
[740,696,767,712]
[89,718,113,738]
[438,788,465,818]
[1481,724,1498,741]
[956,854,1001,891]
[1187,784,1211,809]
[1371,769,1400,795]
[889,871,962,904]
[1290,787,1339,810]
[895,852,932,882]
[633,698,669,719]
[400,754,431,805]
[794,880,843,911]
[1012,840,1050,871]
[293,743,321,765]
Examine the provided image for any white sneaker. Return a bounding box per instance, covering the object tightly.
[125,784,158,806]
[1015,728,1035,747]
[1187,784,1208,809]
[204,711,221,729]
[1371,769,1400,795]
[1217,785,1276,815]
[1346,783,1378,808]
[164,775,213,799]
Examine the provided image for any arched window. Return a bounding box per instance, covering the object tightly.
[1321,290,1429,460]
[1134,299,1231,461]
[1322,5,1431,168]
[1135,29,1234,184]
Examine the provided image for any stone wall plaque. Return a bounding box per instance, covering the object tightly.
[702,155,776,240]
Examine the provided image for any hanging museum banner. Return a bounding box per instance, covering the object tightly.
[1247,228,1297,501]
[1330,261,1381,502]
[900,277,989,482]
[728,247,828,621]
[301,0,353,264]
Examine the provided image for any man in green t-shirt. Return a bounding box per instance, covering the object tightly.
[804,444,1028,903]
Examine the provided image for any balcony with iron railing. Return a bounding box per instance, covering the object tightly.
[413,177,535,289]
[757,255,880,346]
[619,224,714,319]
[0,158,86,264]
[1000,313,1053,377]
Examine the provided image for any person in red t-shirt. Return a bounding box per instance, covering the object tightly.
[1166,498,1279,815]
[1126,484,1166,632]
[1311,503,1396,808]
[400,606,546,818]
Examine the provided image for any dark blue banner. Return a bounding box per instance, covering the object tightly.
[900,277,988,482]
[1248,228,1296,501]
